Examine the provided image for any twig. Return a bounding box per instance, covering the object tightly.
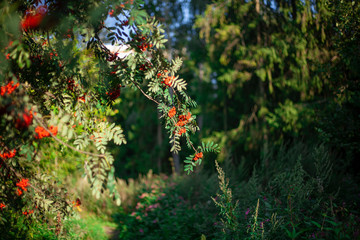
[186,134,197,152]
[129,79,160,105]
[33,114,105,158]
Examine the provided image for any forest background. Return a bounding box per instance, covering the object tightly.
[0,0,359,239]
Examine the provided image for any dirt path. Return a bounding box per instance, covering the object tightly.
[103,225,120,240]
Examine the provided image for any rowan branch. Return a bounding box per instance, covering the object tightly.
[129,79,160,105]
[186,134,197,153]
[33,114,105,158]
[0,159,45,195]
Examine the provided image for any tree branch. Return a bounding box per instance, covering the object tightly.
[129,79,160,105]
[33,114,105,158]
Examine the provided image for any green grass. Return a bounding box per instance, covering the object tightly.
[31,215,116,240]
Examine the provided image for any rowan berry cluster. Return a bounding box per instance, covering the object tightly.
[161,76,175,87]
[106,85,122,100]
[0,149,16,159]
[193,152,203,161]
[67,79,75,91]
[121,20,129,26]
[0,203,5,209]
[170,112,191,136]
[109,1,132,17]
[78,94,86,103]
[15,109,33,129]
[49,50,58,60]
[21,5,47,30]
[134,35,153,52]
[34,126,58,139]
[23,210,34,215]
[157,70,174,87]
[29,54,42,62]
[157,70,168,79]
[168,107,176,118]
[16,178,30,196]
[176,112,191,127]
[177,128,186,136]
[139,62,152,71]
[1,81,19,96]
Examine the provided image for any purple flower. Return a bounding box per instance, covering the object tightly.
[139,229,144,233]
[245,208,250,216]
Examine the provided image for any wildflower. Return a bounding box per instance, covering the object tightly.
[0,203,5,209]
[139,193,148,199]
[139,228,144,233]
[260,222,264,228]
[147,203,160,210]
[168,107,176,118]
[193,152,203,161]
[245,208,250,218]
